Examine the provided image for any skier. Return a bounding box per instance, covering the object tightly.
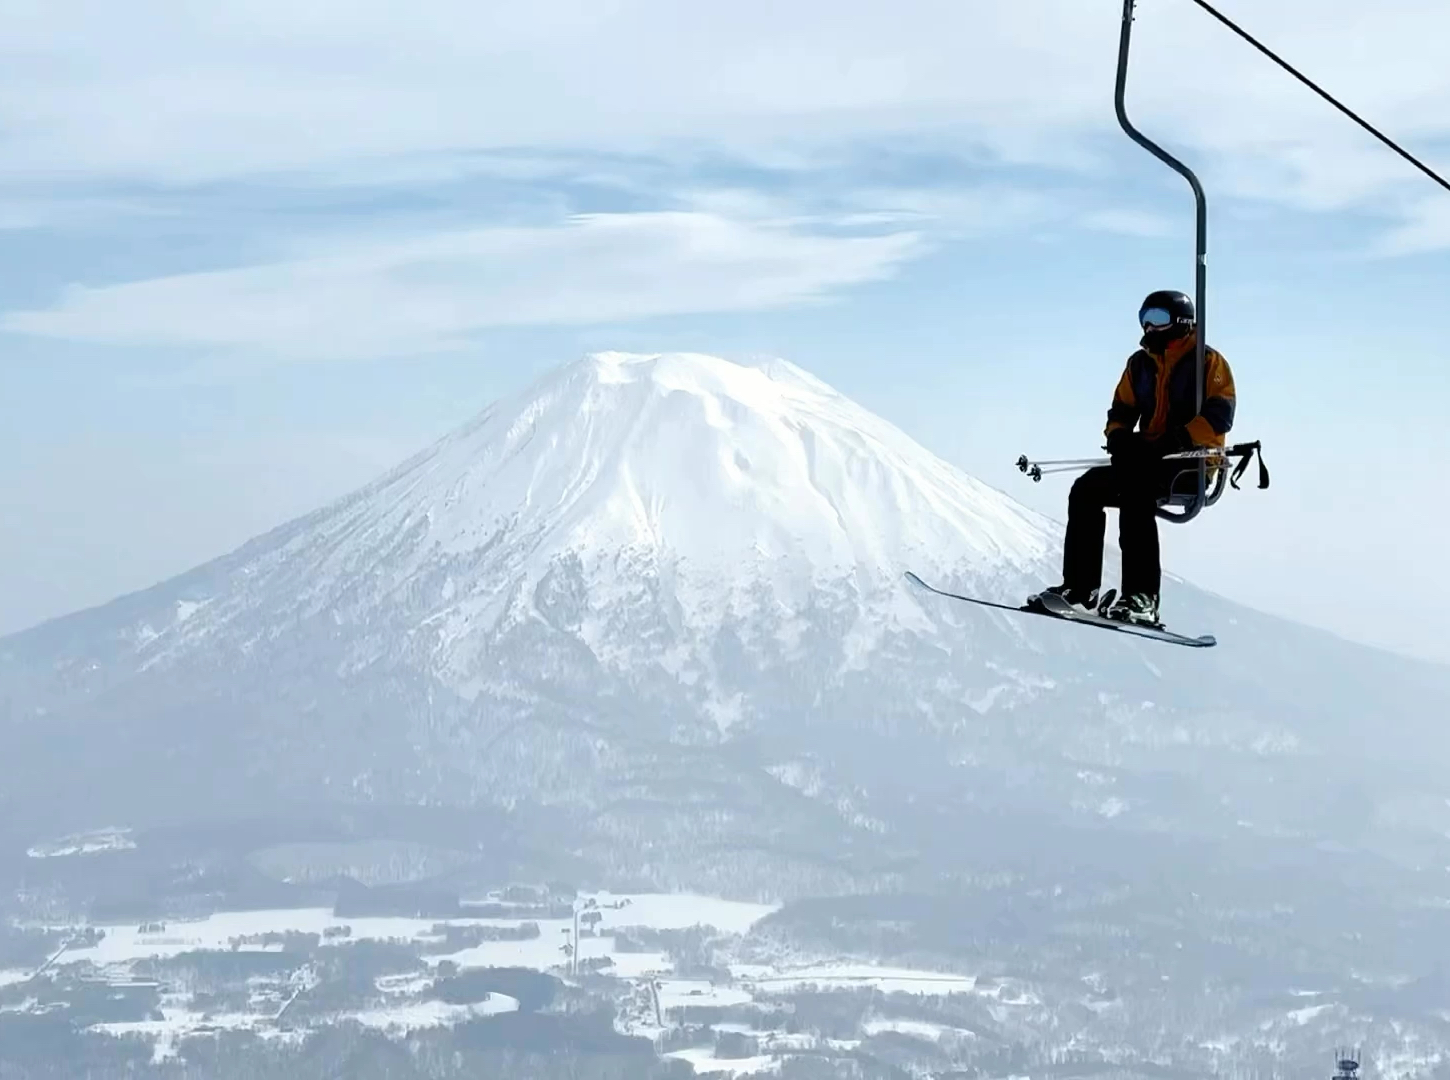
[1028,289,1236,626]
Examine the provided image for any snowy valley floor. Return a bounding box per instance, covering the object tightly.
[1,888,1022,1075]
[3,881,1441,1080]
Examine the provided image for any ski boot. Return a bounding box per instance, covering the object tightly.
[1105,591,1162,628]
[1026,583,1100,616]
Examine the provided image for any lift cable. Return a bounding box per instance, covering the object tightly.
[1186,0,1450,195]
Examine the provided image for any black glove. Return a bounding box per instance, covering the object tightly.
[1155,426,1194,456]
[1106,428,1151,467]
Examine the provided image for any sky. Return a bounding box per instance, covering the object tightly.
[1,0,1448,662]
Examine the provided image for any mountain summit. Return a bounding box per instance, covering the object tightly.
[2,352,1447,899]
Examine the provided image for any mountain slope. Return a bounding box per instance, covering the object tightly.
[50,351,1056,702]
[2,351,1448,899]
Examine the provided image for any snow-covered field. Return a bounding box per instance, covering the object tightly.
[44,890,777,973]
[26,827,136,860]
[79,970,514,1062]
[584,893,776,936]
[862,1017,976,1042]
[88,976,319,1066]
[426,930,671,978]
[657,979,757,1011]
[348,993,520,1034]
[732,961,978,997]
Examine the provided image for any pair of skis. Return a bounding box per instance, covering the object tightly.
[904,572,1215,648]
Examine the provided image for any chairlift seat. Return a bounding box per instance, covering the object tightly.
[1156,456,1227,522]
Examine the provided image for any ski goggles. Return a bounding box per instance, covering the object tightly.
[1139,306,1177,329]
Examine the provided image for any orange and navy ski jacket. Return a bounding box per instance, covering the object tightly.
[1104,332,1235,448]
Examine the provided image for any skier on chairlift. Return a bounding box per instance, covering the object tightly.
[1027,289,1236,627]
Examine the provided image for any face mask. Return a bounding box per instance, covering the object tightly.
[1140,323,1189,353]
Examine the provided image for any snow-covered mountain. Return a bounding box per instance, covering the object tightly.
[124,349,1057,717]
[2,351,1449,899]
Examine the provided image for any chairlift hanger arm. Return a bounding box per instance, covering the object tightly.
[1115,0,1210,514]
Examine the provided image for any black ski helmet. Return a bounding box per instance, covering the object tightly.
[1138,289,1195,332]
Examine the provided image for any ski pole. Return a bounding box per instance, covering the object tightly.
[1015,447,1237,482]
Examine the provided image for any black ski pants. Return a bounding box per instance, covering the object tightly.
[1062,459,1187,599]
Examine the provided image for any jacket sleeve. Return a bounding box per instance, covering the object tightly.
[1184,349,1236,445]
[1104,358,1139,439]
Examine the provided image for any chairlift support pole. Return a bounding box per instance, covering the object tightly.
[1115,0,1209,522]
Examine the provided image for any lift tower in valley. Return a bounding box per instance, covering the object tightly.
[1334,1048,1362,1080]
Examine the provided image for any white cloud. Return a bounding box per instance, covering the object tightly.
[675,183,1055,235]
[834,186,1052,234]
[2,0,1447,220]
[0,0,1098,181]
[3,0,1449,359]
[1,211,925,360]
